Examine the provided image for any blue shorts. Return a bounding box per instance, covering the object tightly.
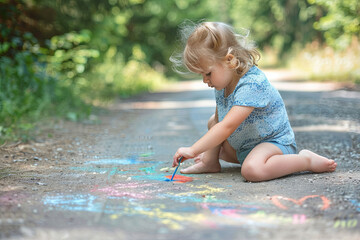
[237,141,297,166]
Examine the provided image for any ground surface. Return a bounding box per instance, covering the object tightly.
[1,71,360,240]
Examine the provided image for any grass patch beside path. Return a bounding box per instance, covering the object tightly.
[288,40,360,84]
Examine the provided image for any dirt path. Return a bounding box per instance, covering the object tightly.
[1,74,360,240]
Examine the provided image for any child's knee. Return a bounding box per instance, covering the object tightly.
[241,162,265,182]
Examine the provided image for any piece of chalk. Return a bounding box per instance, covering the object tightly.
[170,156,183,181]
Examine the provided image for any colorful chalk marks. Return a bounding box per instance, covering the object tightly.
[91,183,155,199]
[69,153,158,179]
[44,154,342,234]
[158,184,227,203]
[109,202,208,230]
[85,158,154,165]
[203,203,260,215]
[271,195,330,210]
[43,194,103,212]
[42,183,343,232]
[164,175,194,183]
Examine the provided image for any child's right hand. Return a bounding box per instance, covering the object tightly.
[172,147,196,167]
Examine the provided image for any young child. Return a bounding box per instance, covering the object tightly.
[170,21,337,182]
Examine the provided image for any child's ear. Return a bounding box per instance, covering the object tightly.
[225,54,239,69]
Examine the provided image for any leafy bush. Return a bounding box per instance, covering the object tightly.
[0,9,55,140]
[0,2,92,142]
[43,30,98,118]
[309,0,360,50]
[45,30,99,83]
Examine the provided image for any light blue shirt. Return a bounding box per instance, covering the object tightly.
[215,66,296,160]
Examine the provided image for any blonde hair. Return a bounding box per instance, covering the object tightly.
[171,21,260,76]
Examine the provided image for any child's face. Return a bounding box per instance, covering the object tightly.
[197,60,235,90]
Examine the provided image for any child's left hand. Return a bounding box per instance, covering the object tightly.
[173,147,196,167]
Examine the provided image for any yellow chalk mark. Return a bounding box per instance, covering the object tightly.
[251,211,292,224]
[175,184,225,196]
[112,205,207,230]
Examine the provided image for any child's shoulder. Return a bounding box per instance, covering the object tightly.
[243,65,265,78]
[240,66,268,85]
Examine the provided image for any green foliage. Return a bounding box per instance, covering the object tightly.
[45,30,100,92]
[33,0,226,74]
[228,0,322,57]
[0,48,54,141]
[0,0,91,142]
[309,0,360,50]
[0,1,49,140]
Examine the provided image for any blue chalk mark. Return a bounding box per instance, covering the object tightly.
[43,194,124,214]
[350,200,360,212]
[177,206,199,212]
[85,158,155,165]
[43,194,101,212]
[70,166,127,174]
[132,175,168,181]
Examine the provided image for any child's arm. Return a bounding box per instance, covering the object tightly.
[173,105,254,165]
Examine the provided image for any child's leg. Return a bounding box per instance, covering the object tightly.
[180,145,222,174]
[241,142,337,182]
[180,114,239,174]
[181,140,239,174]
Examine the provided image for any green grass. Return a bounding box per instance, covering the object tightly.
[288,39,360,84]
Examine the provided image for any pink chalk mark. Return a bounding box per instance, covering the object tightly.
[293,214,306,224]
[96,186,147,198]
[0,191,26,206]
[112,183,154,189]
[165,175,194,183]
[91,183,155,199]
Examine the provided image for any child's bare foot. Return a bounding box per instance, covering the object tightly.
[299,149,337,173]
[180,161,221,174]
[194,153,204,163]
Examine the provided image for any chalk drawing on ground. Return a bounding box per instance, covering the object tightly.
[271,195,330,210]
